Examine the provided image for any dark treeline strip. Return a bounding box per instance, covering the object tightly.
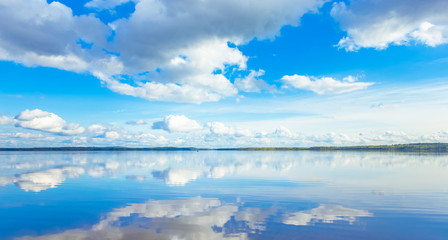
[1,143,448,153]
[237,143,448,152]
[0,147,198,151]
[307,143,448,152]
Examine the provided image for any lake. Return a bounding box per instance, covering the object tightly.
[0,151,447,239]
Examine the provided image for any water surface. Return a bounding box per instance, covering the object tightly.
[0,151,447,239]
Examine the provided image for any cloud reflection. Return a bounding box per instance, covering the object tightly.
[283,204,373,226]
[2,166,84,192]
[17,197,371,240]
[152,168,203,186]
[0,151,447,192]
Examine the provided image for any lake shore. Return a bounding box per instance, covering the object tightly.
[1,143,448,153]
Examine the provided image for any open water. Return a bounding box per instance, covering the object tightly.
[0,151,447,239]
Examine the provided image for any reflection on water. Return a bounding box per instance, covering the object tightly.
[16,197,372,240]
[1,166,84,192]
[0,151,448,239]
[2,151,448,192]
[283,204,372,226]
[152,168,203,186]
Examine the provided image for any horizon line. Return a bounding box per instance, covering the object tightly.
[1,142,447,152]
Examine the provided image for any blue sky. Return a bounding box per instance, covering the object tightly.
[1,0,448,147]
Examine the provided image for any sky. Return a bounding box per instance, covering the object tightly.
[1,0,448,147]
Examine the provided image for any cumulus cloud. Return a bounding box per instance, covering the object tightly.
[274,126,294,138]
[105,131,120,139]
[9,132,57,142]
[111,0,323,70]
[0,0,111,72]
[84,0,131,10]
[331,0,448,51]
[96,39,243,103]
[84,124,134,142]
[306,132,359,145]
[152,115,203,133]
[0,0,325,103]
[281,74,373,94]
[14,109,85,135]
[207,122,252,137]
[125,120,147,125]
[100,74,223,103]
[234,69,275,93]
[155,136,168,145]
[283,204,372,226]
[12,132,43,139]
[208,122,236,136]
[173,138,184,145]
[86,124,107,136]
[0,115,15,125]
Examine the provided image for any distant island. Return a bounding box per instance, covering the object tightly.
[1,143,448,153]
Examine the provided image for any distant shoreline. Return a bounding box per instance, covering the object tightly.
[1,143,447,153]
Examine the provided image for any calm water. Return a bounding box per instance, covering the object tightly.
[0,151,447,240]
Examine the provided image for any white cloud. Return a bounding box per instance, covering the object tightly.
[274,126,294,138]
[105,131,120,139]
[410,22,448,47]
[0,115,15,125]
[101,75,223,104]
[111,0,323,71]
[281,74,373,94]
[86,124,107,136]
[14,109,85,135]
[234,69,275,93]
[174,139,184,145]
[125,119,147,125]
[4,80,448,148]
[12,133,43,139]
[11,133,57,142]
[155,136,168,144]
[85,124,134,143]
[306,132,358,145]
[152,115,203,133]
[2,0,327,103]
[97,38,243,103]
[207,122,252,137]
[85,0,131,10]
[0,0,110,71]
[208,122,235,136]
[331,0,448,51]
[283,204,372,226]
